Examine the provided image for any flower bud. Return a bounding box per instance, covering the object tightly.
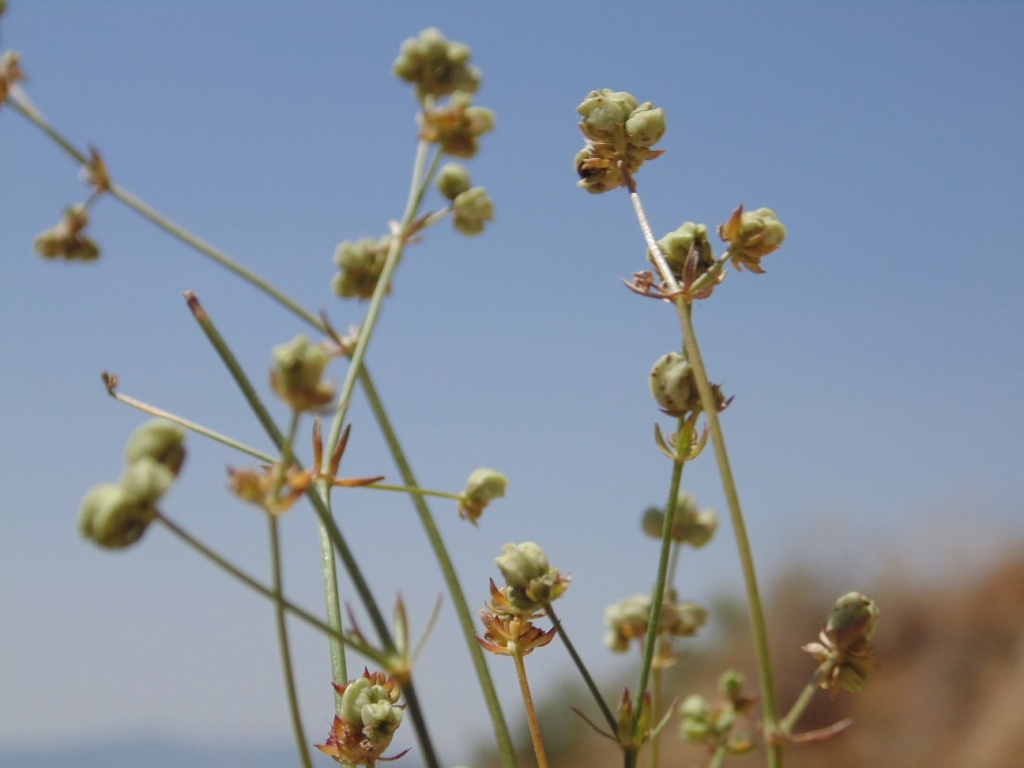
[494,541,569,612]
[78,482,156,549]
[649,352,698,417]
[270,335,335,412]
[451,186,493,235]
[332,236,390,300]
[576,89,638,142]
[124,419,186,477]
[718,205,786,273]
[393,27,481,101]
[624,104,666,148]
[655,222,714,278]
[678,694,712,742]
[826,592,879,650]
[435,162,471,200]
[458,467,507,525]
[119,457,175,508]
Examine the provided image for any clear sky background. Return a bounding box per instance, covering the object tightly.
[2,2,1023,767]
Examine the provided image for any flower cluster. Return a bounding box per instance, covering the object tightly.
[33,203,100,262]
[493,541,570,613]
[78,420,186,549]
[678,670,756,755]
[718,205,787,273]
[269,335,336,412]
[392,27,480,102]
[802,592,879,693]
[603,592,707,654]
[574,89,666,194]
[640,491,717,548]
[315,669,407,766]
[332,236,392,300]
[418,91,494,159]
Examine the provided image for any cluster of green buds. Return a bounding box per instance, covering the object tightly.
[393,27,480,103]
[575,89,666,194]
[678,670,756,755]
[418,90,495,159]
[78,420,186,549]
[1,49,24,107]
[802,592,879,693]
[641,491,717,548]
[603,591,707,653]
[33,203,100,261]
[653,221,726,298]
[269,335,336,412]
[649,351,728,420]
[457,467,507,525]
[315,669,407,766]
[493,541,570,614]
[331,235,392,300]
[718,205,787,273]
[436,162,494,236]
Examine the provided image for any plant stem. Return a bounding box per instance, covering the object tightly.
[513,649,549,768]
[632,430,685,736]
[360,367,518,768]
[779,671,823,736]
[268,511,313,768]
[623,175,781,766]
[544,602,617,732]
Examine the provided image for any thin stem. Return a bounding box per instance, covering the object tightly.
[360,367,518,768]
[651,658,663,768]
[268,511,313,768]
[623,175,781,765]
[779,670,824,736]
[632,428,685,733]
[513,649,549,768]
[709,743,728,768]
[317,475,348,714]
[544,602,616,732]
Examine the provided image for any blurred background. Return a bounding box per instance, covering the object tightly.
[2,2,1022,767]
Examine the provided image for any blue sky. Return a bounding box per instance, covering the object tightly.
[2,2,1023,766]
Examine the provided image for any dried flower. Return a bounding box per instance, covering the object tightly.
[0,49,25,107]
[418,92,495,158]
[718,205,786,273]
[802,592,879,693]
[33,203,100,261]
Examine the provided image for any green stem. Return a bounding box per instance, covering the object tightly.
[268,511,313,768]
[512,649,549,768]
[779,670,824,736]
[544,602,616,733]
[632,425,685,735]
[360,367,518,768]
[184,291,441,768]
[709,743,728,768]
[623,175,781,765]
[316,476,348,714]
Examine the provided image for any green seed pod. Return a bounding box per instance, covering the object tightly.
[332,236,390,299]
[124,419,186,477]
[120,457,175,507]
[719,205,786,273]
[78,482,156,549]
[686,508,718,548]
[392,28,481,101]
[640,506,664,538]
[827,592,879,649]
[452,186,494,235]
[718,670,745,700]
[625,104,666,148]
[435,163,471,201]
[495,541,549,589]
[270,334,336,412]
[576,89,639,141]
[649,351,699,417]
[656,222,713,276]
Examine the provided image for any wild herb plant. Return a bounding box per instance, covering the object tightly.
[2,12,878,768]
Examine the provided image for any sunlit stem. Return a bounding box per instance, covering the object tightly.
[779,669,825,735]
[513,647,549,768]
[622,171,781,766]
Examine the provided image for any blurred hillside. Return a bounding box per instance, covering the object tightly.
[481,546,1024,768]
